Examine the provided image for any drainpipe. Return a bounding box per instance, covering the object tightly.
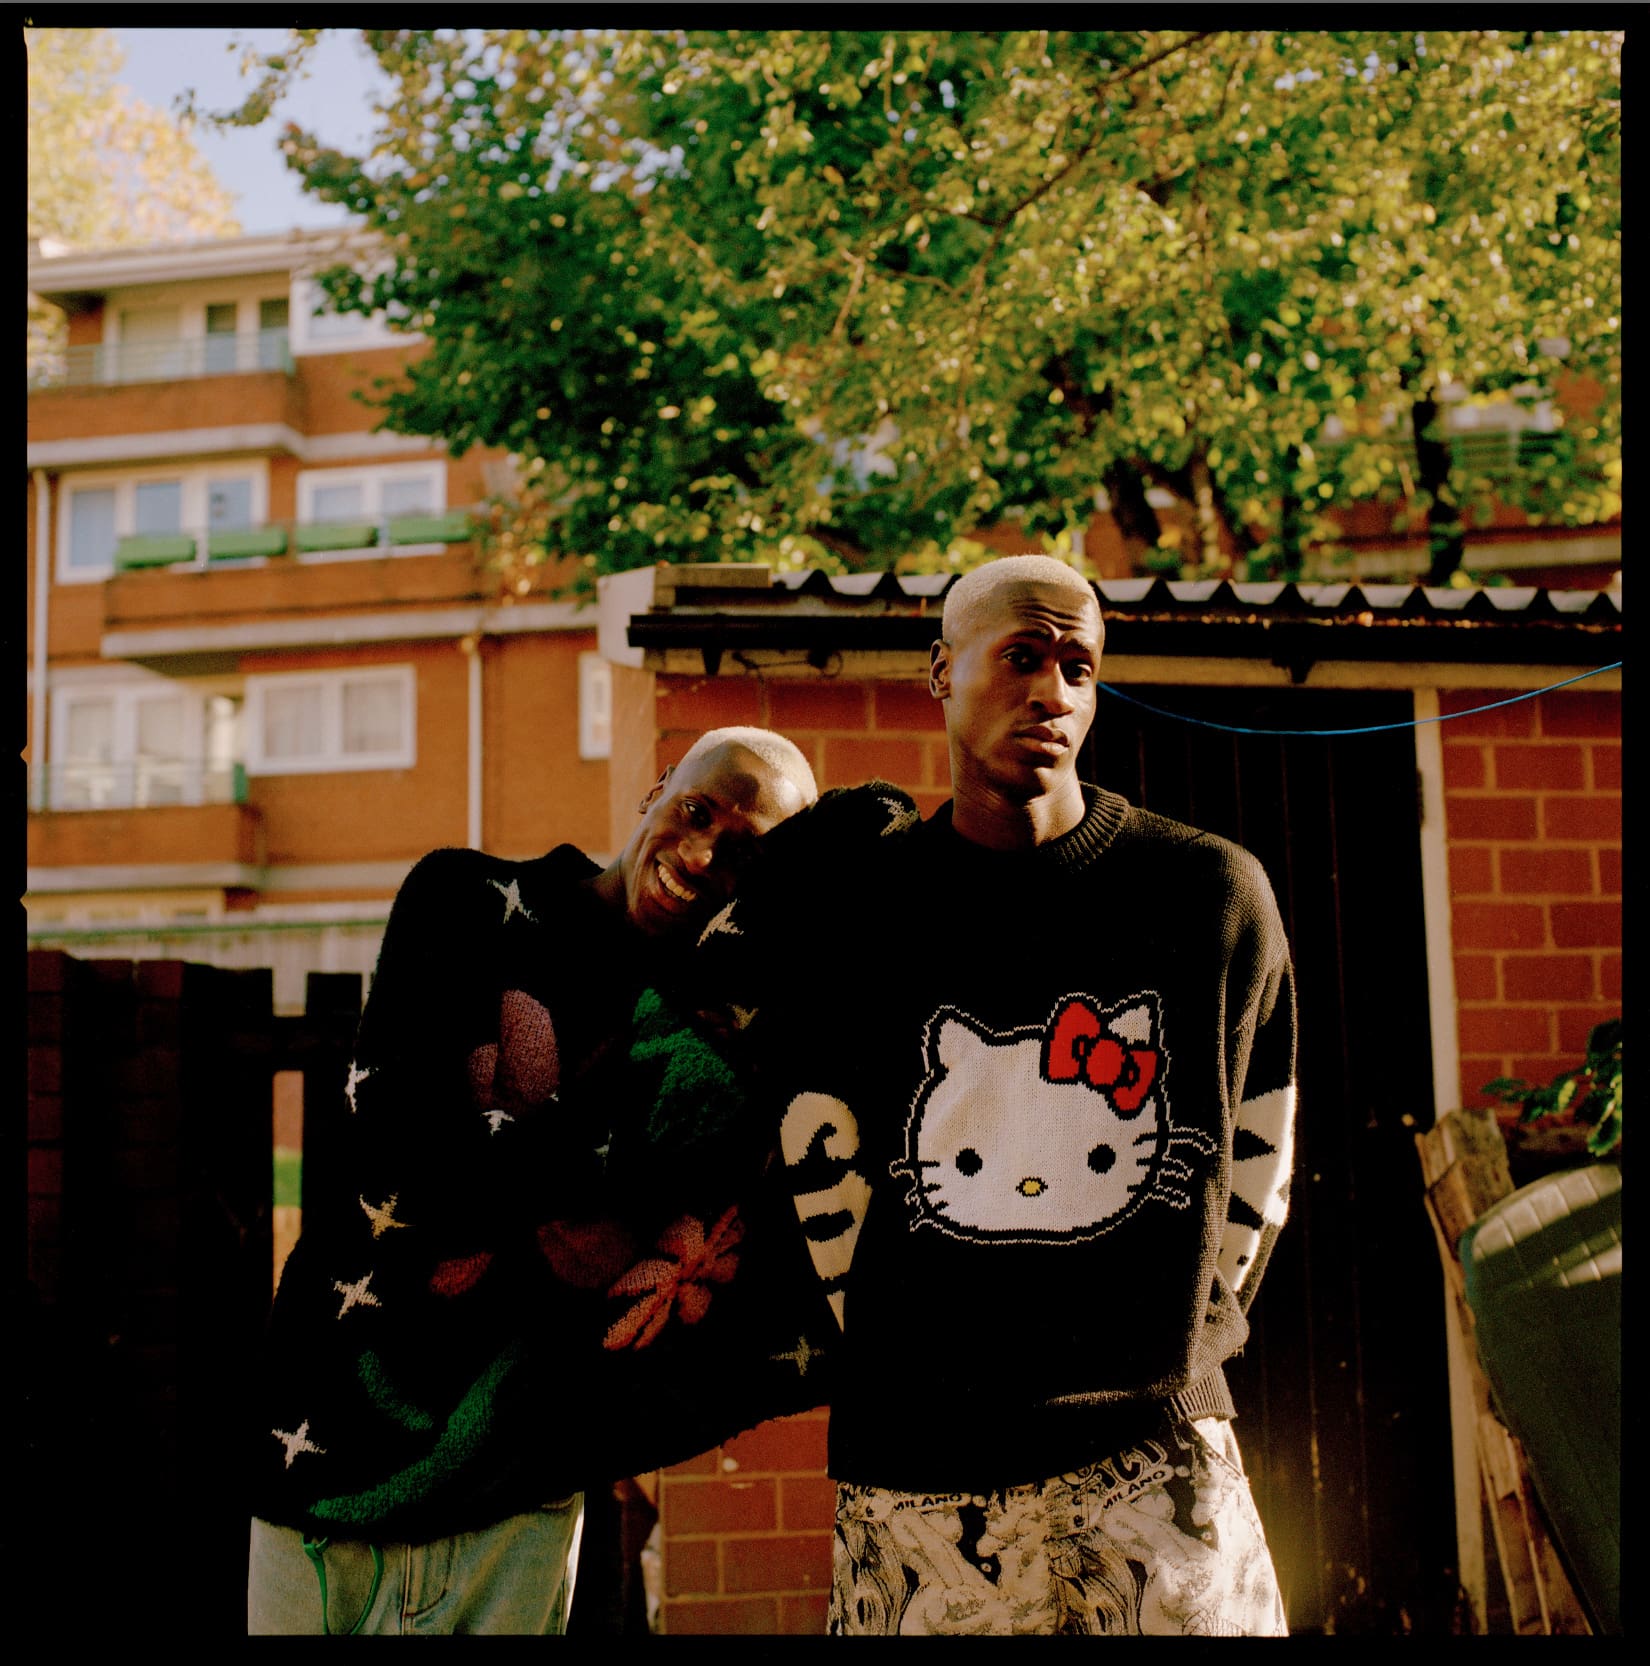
[462,632,483,849]
[31,469,51,810]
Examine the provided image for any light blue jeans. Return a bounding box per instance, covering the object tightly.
[247,1496,584,1635]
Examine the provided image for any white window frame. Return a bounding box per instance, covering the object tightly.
[289,273,415,356]
[244,665,417,777]
[104,285,295,377]
[48,679,214,809]
[56,462,272,584]
[578,652,613,760]
[293,462,450,559]
[295,461,447,523]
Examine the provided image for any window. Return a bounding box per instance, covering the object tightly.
[48,681,221,810]
[116,304,184,380]
[290,274,413,355]
[95,291,294,382]
[578,653,613,760]
[134,480,183,535]
[57,465,269,581]
[294,463,447,555]
[244,667,416,775]
[258,298,291,370]
[65,487,117,575]
[205,301,239,373]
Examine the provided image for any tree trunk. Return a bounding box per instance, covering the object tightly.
[1103,461,1162,569]
[1412,394,1466,585]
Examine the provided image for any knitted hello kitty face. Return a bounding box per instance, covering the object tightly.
[894,992,1208,1243]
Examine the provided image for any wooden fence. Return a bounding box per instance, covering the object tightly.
[25,951,360,1638]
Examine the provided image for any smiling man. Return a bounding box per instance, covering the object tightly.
[592,729,813,937]
[247,727,816,1635]
[756,555,1299,1635]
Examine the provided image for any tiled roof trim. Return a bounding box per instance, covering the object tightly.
[746,569,1623,622]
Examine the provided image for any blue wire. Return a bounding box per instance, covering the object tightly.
[1095,661,1623,737]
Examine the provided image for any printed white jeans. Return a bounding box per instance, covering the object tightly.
[247,1496,583,1635]
[830,1419,1287,1635]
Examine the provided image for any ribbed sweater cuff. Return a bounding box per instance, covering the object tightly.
[1167,1368,1236,1425]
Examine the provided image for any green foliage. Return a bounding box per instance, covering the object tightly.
[1482,1018,1622,1158]
[202,28,1621,586]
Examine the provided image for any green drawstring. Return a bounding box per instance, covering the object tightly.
[301,1535,385,1636]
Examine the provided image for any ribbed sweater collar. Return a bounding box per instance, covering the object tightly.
[923,784,1131,872]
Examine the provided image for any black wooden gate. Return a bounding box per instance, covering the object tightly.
[25,955,362,1639]
[1082,683,1461,1636]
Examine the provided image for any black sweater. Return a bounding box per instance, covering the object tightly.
[248,844,832,1543]
[746,786,1297,1493]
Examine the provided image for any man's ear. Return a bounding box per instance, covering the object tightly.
[929,639,952,701]
[638,765,673,816]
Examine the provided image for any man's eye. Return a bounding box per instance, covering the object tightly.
[682,800,710,828]
[1004,647,1037,670]
[1064,661,1095,683]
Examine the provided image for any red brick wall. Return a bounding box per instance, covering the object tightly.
[657,1409,834,1635]
[1442,686,1622,1114]
[650,669,935,1632]
[655,671,948,814]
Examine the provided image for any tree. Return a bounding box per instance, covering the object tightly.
[27,26,242,372]
[209,28,1620,587]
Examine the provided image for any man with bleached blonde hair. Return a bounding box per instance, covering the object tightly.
[749,554,1297,1634]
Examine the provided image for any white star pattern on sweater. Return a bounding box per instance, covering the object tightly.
[359,1193,410,1239]
[483,1109,516,1135]
[344,1061,373,1114]
[272,1420,326,1468]
[332,1272,382,1318]
[697,900,742,946]
[488,878,536,925]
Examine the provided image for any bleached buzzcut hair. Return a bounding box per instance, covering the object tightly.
[674,726,819,806]
[940,555,1100,646]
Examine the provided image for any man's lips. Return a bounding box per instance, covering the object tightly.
[1015,725,1069,753]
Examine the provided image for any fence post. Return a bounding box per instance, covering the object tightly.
[177,963,279,1636]
[288,971,364,1226]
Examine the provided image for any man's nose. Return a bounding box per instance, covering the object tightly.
[679,833,717,875]
[1030,666,1075,713]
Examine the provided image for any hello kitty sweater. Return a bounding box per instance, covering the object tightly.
[735,785,1297,1494]
[247,844,834,1544]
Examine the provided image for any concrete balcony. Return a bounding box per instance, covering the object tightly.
[30,329,295,389]
[28,362,307,460]
[28,793,266,880]
[99,509,488,647]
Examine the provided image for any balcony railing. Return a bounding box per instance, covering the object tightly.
[29,328,294,389]
[30,760,249,813]
[110,507,479,572]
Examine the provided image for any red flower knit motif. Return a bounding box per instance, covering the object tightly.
[603,1205,745,1352]
[429,1249,495,1297]
[537,1218,638,1290]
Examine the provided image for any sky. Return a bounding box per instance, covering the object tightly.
[110,27,397,236]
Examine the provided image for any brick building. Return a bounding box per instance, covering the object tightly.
[26,230,610,1007]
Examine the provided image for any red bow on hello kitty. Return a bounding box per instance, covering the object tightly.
[1043,996,1160,1113]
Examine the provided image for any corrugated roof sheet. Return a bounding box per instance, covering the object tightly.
[632,566,1621,673]
[756,568,1622,620]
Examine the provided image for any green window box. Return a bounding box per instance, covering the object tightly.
[388,511,473,544]
[115,534,197,569]
[295,521,378,553]
[208,527,289,560]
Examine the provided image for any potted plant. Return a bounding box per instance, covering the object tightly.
[1481,1018,1622,1185]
